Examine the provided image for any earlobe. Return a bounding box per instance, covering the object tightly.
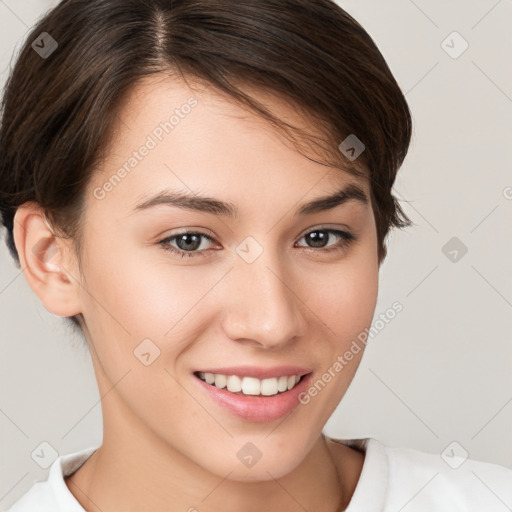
[13,202,82,318]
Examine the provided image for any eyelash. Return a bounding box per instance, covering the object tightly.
[158,227,356,259]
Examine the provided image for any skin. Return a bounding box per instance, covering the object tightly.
[13,74,379,511]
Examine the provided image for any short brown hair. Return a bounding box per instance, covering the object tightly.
[0,0,413,332]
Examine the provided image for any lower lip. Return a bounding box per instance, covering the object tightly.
[193,373,313,422]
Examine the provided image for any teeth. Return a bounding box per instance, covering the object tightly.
[196,372,303,396]
[277,375,288,392]
[226,375,242,392]
[242,377,261,395]
[214,374,227,389]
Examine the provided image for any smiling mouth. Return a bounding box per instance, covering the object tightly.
[193,371,308,397]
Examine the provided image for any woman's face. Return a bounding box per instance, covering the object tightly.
[75,75,379,480]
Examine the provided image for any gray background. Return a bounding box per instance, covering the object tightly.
[1,0,511,509]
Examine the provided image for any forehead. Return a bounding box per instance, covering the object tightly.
[86,74,370,215]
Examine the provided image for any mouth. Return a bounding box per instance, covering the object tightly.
[192,368,314,422]
[193,371,308,397]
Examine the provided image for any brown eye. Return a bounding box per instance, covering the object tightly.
[159,231,215,258]
[296,228,355,252]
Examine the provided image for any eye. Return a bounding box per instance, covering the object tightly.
[295,227,356,254]
[158,231,216,258]
[158,226,356,259]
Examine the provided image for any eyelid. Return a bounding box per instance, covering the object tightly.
[165,226,217,238]
[297,223,352,238]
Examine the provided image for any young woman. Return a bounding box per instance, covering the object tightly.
[1,1,511,511]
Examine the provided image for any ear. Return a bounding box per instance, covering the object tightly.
[13,201,83,318]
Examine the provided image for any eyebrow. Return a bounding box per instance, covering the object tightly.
[132,182,368,218]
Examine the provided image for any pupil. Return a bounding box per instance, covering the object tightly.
[307,231,327,248]
[177,234,200,251]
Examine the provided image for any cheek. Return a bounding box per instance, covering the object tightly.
[335,263,378,336]
[295,251,378,423]
[307,244,379,343]
[81,242,197,335]
[76,250,201,426]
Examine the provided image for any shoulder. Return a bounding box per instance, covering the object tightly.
[5,481,58,512]
[330,437,512,511]
[5,446,99,512]
[379,439,512,511]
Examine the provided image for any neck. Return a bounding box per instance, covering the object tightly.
[65,426,361,511]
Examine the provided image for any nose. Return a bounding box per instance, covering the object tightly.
[220,246,308,350]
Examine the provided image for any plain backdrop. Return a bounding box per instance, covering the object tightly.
[1,0,511,509]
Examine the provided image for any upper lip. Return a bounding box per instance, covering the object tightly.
[194,366,313,380]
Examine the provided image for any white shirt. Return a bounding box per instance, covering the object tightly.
[5,437,512,511]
